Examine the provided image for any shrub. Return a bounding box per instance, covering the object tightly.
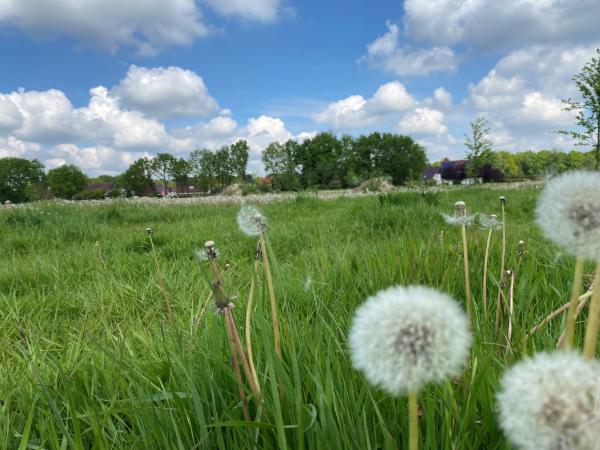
[74,189,106,200]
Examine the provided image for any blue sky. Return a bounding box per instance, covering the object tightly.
[0,0,599,175]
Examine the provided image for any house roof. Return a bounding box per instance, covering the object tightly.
[422,166,440,179]
[85,182,114,191]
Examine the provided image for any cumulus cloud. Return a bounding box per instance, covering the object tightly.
[402,0,600,50]
[358,22,455,76]
[398,108,448,135]
[313,81,415,129]
[205,0,282,22]
[114,65,219,119]
[0,0,209,55]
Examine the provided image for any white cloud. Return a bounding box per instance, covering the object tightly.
[205,0,282,22]
[433,88,452,108]
[313,81,415,129]
[469,70,528,110]
[358,21,456,76]
[0,95,23,131]
[114,65,219,119]
[398,108,448,135]
[0,136,41,158]
[0,0,209,55]
[403,0,600,50]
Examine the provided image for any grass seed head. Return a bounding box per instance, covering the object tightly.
[536,171,600,261]
[497,351,600,450]
[349,285,471,395]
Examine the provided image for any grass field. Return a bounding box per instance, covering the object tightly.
[0,187,595,449]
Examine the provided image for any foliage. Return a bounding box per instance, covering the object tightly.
[0,157,45,203]
[559,48,600,168]
[149,153,177,195]
[74,188,107,200]
[121,158,154,196]
[465,116,493,178]
[47,164,87,199]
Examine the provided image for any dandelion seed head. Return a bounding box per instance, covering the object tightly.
[497,351,600,450]
[202,240,219,260]
[443,201,475,226]
[237,205,267,236]
[500,196,507,205]
[536,171,600,261]
[479,214,502,230]
[349,285,471,395]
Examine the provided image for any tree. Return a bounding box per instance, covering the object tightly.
[172,158,192,193]
[121,158,154,196]
[559,49,600,169]
[229,140,249,179]
[0,157,45,203]
[47,164,87,199]
[262,140,300,190]
[149,153,177,195]
[189,149,218,193]
[464,117,493,178]
[375,134,428,185]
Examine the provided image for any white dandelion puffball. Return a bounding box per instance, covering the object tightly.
[479,214,502,230]
[237,205,267,236]
[497,351,600,450]
[442,201,475,226]
[536,171,600,261]
[349,285,471,395]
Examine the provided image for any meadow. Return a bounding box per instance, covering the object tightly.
[0,186,594,449]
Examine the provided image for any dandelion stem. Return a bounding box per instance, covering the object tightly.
[245,259,261,395]
[408,391,419,450]
[226,308,261,401]
[148,232,173,320]
[259,231,282,360]
[583,265,600,359]
[223,310,251,421]
[507,271,515,345]
[461,224,472,323]
[482,228,493,320]
[561,258,585,349]
[495,201,507,333]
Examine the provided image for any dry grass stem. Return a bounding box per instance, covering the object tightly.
[560,258,585,349]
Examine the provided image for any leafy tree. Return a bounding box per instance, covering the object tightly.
[172,158,192,193]
[375,133,428,185]
[47,164,87,199]
[214,147,233,190]
[296,132,343,188]
[0,157,45,203]
[149,153,177,195]
[229,140,249,179]
[559,48,600,169]
[464,117,493,178]
[121,158,154,196]
[189,149,217,193]
[262,140,300,190]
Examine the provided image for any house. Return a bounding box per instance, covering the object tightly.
[422,166,442,185]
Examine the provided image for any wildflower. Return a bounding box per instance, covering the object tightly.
[237,205,268,236]
[497,351,600,450]
[442,201,475,226]
[479,214,502,230]
[349,285,471,394]
[536,171,600,261]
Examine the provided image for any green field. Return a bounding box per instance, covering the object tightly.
[0,187,594,449]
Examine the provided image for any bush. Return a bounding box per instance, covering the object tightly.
[240,183,258,196]
[74,189,106,200]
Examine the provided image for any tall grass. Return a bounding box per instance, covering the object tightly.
[0,187,593,449]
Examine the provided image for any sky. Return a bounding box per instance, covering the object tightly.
[0,0,599,176]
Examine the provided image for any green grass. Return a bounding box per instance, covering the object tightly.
[0,188,595,449]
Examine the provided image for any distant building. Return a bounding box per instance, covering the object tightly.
[84,182,114,191]
[422,166,442,185]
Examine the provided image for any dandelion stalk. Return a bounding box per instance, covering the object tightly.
[245,255,261,395]
[583,264,600,359]
[461,223,472,323]
[561,258,585,349]
[482,227,493,320]
[408,391,419,450]
[506,270,515,344]
[495,197,507,332]
[204,241,261,406]
[259,229,282,360]
[223,314,251,421]
[147,228,173,320]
